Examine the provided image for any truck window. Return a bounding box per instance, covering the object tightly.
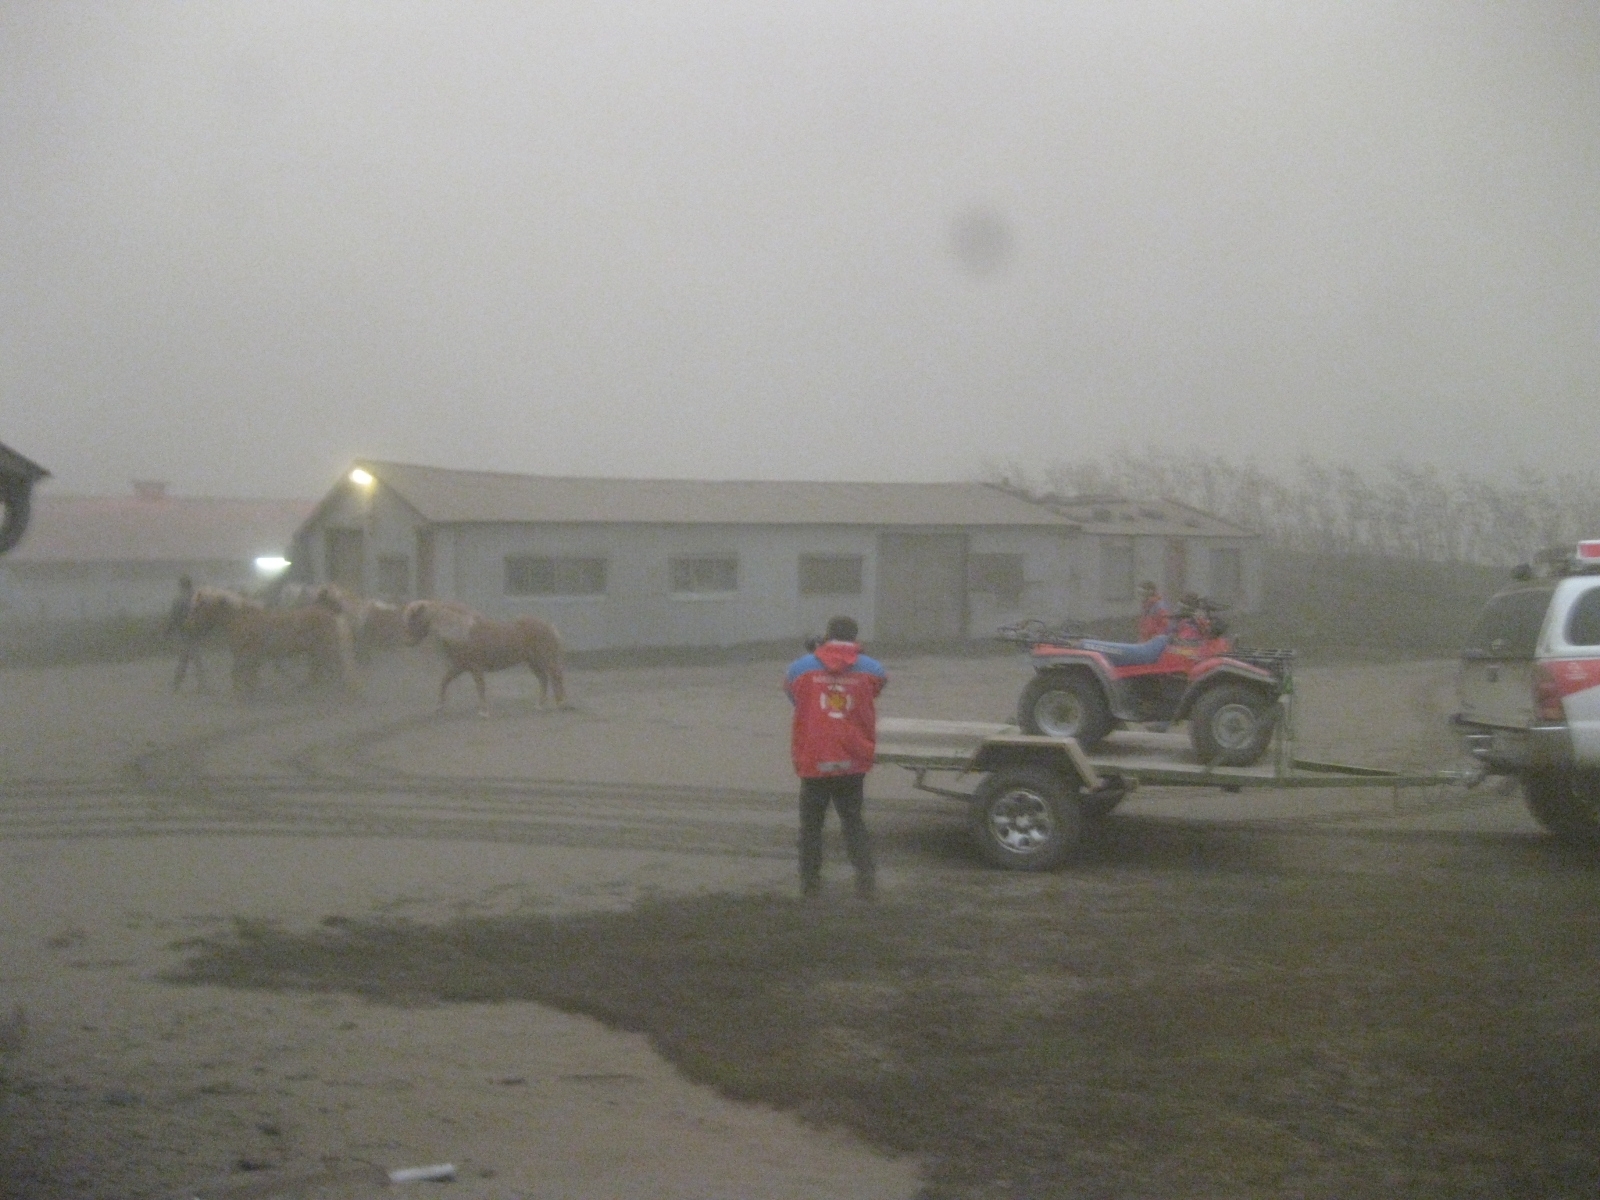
[1466,586,1554,659]
[1567,587,1600,647]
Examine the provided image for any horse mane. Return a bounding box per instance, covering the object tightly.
[404,599,479,644]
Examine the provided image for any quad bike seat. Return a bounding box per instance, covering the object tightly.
[1076,635,1171,666]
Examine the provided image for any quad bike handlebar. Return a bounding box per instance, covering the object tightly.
[995,618,1088,647]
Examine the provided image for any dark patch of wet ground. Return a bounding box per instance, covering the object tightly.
[166,814,1600,1200]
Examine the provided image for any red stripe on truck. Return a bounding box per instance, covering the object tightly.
[1534,658,1600,720]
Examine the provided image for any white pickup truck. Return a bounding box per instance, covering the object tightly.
[1454,539,1600,839]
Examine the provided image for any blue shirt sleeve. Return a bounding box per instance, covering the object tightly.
[784,654,821,702]
[853,654,888,687]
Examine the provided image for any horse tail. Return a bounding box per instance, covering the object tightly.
[528,617,567,705]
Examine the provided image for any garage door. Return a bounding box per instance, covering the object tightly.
[875,533,968,643]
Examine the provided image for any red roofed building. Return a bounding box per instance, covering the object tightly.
[0,482,313,623]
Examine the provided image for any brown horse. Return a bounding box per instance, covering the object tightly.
[402,599,566,715]
[188,587,358,695]
[350,596,408,658]
[289,584,406,660]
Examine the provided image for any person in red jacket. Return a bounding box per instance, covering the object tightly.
[1136,580,1173,641]
[784,615,889,899]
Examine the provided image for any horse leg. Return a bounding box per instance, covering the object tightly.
[529,663,548,707]
[474,670,489,717]
[439,665,464,710]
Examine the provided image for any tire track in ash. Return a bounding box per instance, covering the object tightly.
[0,702,822,859]
[0,680,1503,856]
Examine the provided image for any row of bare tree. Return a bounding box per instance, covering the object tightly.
[991,453,1600,566]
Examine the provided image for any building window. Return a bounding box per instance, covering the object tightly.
[1209,547,1242,605]
[375,554,411,600]
[1100,539,1135,602]
[799,554,863,596]
[506,555,608,596]
[671,556,737,594]
[968,553,1026,606]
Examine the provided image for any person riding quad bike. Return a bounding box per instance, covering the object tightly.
[1000,598,1293,767]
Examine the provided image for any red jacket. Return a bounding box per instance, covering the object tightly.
[1137,596,1173,641]
[785,641,888,778]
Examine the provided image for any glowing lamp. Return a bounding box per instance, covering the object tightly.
[254,556,291,576]
[348,467,375,487]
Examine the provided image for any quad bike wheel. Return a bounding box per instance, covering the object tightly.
[970,765,1084,870]
[1189,683,1278,766]
[1522,770,1600,842]
[1017,672,1114,749]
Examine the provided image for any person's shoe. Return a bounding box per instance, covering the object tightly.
[854,878,877,902]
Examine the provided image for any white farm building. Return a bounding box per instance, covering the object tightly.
[289,462,1261,652]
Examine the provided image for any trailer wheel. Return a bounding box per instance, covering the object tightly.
[1189,684,1277,766]
[1018,673,1112,749]
[971,766,1083,870]
[1522,770,1600,842]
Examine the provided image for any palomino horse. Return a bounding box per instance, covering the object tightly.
[288,584,407,660]
[402,599,566,715]
[187,586,358,695]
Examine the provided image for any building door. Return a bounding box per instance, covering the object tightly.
[875,533,968,643]
[1164,538,1188,601]
[325,528,365,593]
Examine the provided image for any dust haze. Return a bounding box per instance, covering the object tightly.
[3,1,1598,497]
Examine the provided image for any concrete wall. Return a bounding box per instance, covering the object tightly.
[297,516,1083,651]
[451,524,899,651]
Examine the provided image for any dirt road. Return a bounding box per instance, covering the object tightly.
[0,648,1542,1198]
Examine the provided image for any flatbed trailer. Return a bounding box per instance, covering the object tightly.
[876,715,1482,870]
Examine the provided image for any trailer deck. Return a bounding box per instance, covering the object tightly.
[877,718,1477,792]
[874,717,1482,870]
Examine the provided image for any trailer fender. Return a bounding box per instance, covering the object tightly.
[969,735,1103,792]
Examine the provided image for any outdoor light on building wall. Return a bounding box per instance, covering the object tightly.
[254,556,291,577]
[348,467,375,487]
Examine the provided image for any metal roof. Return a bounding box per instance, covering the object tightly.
[8,491,315,564]
[1035,494,1255,538]
[334,461,1088,529]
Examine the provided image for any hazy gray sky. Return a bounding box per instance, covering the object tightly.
[3,1,1597,498]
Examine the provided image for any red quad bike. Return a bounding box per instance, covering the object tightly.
[999,602,1295,767]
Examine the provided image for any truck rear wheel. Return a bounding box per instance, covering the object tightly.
[1017,672,1113,749]
[1189,683,1277,766]
[970,765,1083,870]
[1522,770,1600,841]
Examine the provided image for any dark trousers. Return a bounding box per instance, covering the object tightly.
[172,638,206,693]
[799,774,875,897]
